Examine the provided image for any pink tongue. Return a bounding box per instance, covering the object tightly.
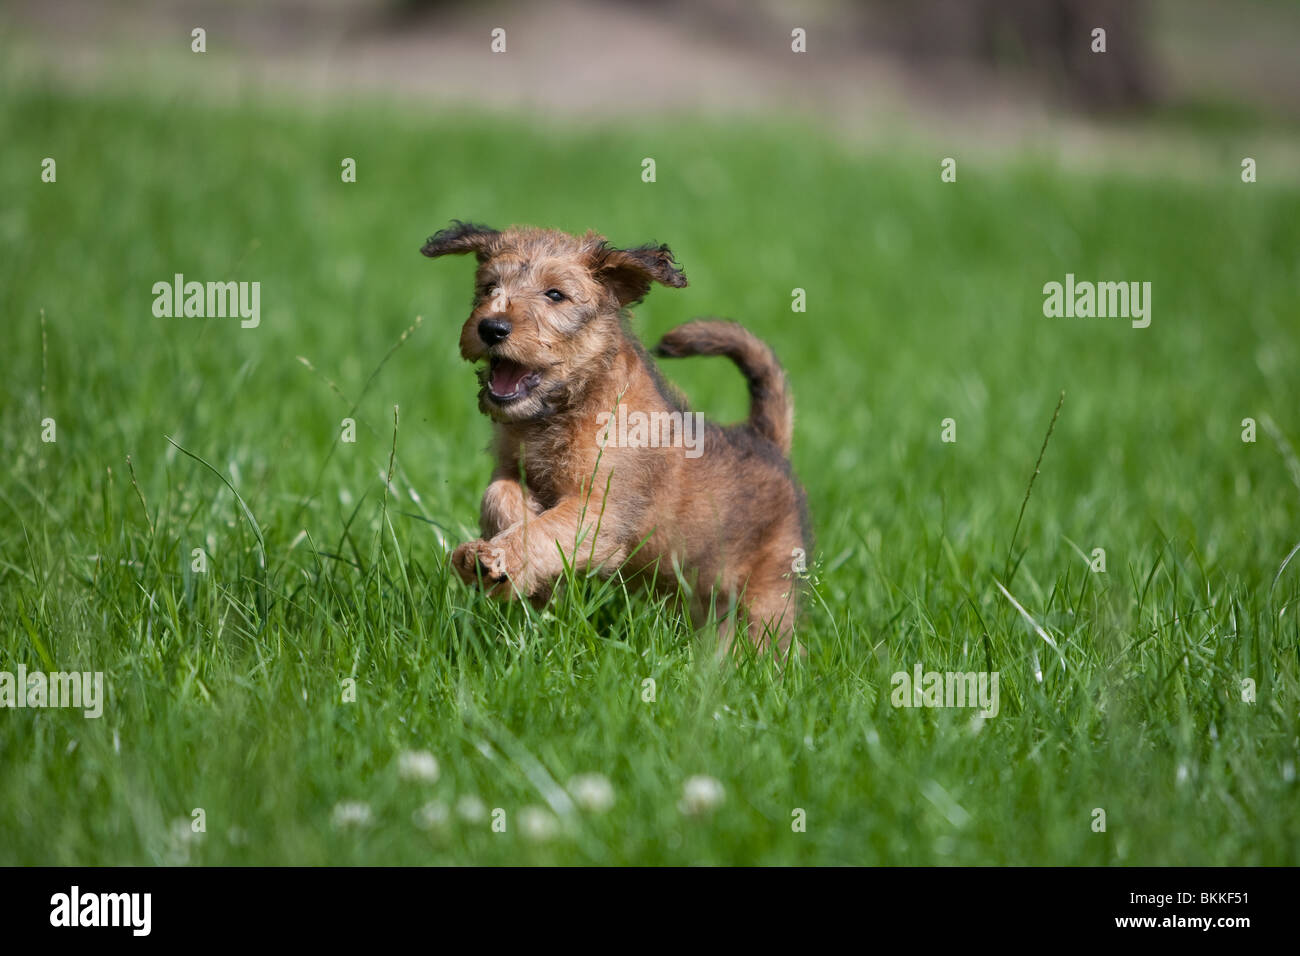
[491,360,530,395]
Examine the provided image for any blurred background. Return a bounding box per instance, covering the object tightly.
[5,0,1300,168]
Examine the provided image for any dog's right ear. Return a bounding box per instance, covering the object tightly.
[420,221,501,263]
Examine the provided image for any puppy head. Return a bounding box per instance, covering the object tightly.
[421,221,686,423]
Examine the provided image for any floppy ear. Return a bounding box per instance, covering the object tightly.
[420,221,501,262]
[593,242,688,307]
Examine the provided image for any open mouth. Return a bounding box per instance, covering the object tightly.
[487,357,542,403]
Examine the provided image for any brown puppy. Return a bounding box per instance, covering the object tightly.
[422,221,810,654]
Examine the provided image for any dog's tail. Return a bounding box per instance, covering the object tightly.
[652,319,794,455]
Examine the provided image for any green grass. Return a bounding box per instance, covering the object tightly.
[2,76,1298,865]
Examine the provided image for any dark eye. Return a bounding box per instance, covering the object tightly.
[544,289,566,303]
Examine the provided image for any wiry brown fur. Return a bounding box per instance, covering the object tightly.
[421,221,811,654]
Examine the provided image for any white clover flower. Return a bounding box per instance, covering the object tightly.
[567,773,615,813]
[331,800,374,829]
[518,806,558,842]
[413,800,450,831]
[169,817,203,845]
[678,775,726,816]
[455,794,487,823]
[397,749,440,783]
[165,817,203,865]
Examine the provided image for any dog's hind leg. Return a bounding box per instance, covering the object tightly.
[745,587,797,659]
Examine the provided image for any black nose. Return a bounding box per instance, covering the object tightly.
[478,317,512,345]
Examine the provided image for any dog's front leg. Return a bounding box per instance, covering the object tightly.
[450,475,540,595]
[479,475,542,538]
[452,496,625,601]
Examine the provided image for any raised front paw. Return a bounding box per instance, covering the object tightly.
[451,538,518,599]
